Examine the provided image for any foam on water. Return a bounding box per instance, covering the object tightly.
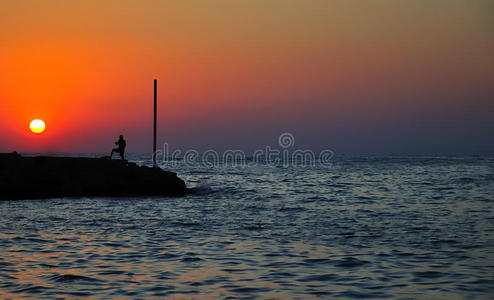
[0,155,493,298]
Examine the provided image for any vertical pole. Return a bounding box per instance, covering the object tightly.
[153,79,157,166]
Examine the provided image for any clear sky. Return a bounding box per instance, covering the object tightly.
[1,0,493,154]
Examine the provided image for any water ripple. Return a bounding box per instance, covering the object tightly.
[0,156,493,298]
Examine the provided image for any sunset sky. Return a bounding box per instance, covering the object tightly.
[1,0,493,154]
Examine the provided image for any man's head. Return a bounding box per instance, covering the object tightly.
[119,135,124,139]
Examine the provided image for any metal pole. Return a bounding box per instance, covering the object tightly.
[153,79,157,166]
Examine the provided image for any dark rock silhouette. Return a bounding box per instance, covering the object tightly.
[0,152,188,200]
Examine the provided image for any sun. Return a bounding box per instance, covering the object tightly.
[30,119,46,134]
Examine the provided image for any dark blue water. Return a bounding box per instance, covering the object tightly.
[1,156,493,298]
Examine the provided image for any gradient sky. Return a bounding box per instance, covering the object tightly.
[1,0,493,155]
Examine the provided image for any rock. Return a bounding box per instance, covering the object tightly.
[0,153,189,200]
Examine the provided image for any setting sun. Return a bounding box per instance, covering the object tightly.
[29,119,45,134]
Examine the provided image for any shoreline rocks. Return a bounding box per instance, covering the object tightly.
[0,153,189,200]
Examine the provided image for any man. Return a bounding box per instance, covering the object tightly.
[110,135,126,160]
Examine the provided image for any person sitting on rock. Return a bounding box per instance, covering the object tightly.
[110,135,126,160]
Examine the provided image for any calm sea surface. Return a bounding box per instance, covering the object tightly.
[1,155,493,299]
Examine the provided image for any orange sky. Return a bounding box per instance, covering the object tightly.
[1,0,493,154]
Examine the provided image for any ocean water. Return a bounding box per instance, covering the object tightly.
[1,155,493,299]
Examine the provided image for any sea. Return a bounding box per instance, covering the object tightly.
[0,155,493,299]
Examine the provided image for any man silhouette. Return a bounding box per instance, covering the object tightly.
[110,135,126,160]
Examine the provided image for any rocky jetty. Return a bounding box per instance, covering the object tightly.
[0,153,188,200]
